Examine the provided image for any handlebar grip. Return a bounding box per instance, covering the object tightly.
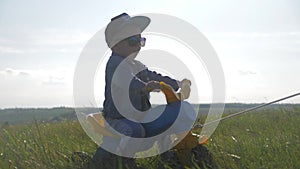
[160,82,180,104]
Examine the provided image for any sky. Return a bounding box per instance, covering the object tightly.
[0,0,300,108]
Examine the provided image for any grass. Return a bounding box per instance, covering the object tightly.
[0,107,299,169]
[0,121,97,169]
[207,107,300,169]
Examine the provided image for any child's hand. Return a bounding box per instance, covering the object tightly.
[178,79,191,89]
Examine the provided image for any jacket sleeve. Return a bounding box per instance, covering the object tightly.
[133,60,180,91]
[142,69,180,91]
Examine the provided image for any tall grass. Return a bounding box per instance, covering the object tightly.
[207,108,300,169]
[0,108,299,168]
[0,120,96,169]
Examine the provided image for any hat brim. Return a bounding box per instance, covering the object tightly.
[126,16,151,33]
[106,14,151,48]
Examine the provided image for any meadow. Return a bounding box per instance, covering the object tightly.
[0,106,299,169]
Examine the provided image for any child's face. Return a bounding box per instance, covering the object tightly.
[112,34,142,59]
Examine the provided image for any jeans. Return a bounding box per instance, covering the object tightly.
[92,101,196,160]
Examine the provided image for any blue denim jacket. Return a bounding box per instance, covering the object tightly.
[102,53,179,119]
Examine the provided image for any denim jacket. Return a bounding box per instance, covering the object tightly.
[102,53,179,119]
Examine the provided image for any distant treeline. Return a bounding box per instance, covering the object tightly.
[1,103,299,126]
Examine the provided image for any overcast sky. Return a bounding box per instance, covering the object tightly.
[0,0,300,108]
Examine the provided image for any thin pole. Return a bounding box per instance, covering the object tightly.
[198,92,300,128]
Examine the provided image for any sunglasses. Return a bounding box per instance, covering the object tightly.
[127,36,146,47]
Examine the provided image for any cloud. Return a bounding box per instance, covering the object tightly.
[0,28,92,55]
[33,28,93,46]
[0,28,92,46]
[0,68,31,76]
[238,70,257,76]
[0,46,23,54]
[206,31,300,39]
[42,76,65,85]
[0,68,70,84]
[0,67,73,108]
[18,71,31,76]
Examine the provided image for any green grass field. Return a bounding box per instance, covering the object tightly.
[0,107,299,169]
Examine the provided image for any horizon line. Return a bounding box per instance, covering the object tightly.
[1,102,300,109]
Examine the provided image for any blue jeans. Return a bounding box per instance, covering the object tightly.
[142,101,182,137]
[92,101,196,159]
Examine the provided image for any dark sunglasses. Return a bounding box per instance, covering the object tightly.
[127,36,146,47]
